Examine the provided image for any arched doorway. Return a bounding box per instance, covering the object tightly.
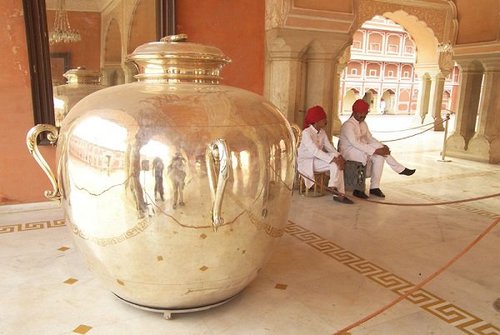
[342,9,456,129]
[380,89,395,114]
[362,88,378,112]
[265,0,458,135]
[342,88,360,115]
[102,18,124,86]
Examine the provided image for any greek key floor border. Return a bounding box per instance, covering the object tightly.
[1,218,498,333]
[0,219,66,234]
[285,222,500,335]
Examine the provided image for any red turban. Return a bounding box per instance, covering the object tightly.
[303,105,327,129]
[352,99,370,114]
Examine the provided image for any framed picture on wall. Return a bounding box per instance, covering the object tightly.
[50,52,70,86]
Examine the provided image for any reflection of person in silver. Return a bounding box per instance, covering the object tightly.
[152,157,164,201]
[379,98,386,115]
[168,152,187,209]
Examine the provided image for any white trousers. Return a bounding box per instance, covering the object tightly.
[312,159,345,194]
[366,154,405,189]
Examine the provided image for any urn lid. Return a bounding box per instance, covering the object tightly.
[63,67,102,85]
[128,34,231,84]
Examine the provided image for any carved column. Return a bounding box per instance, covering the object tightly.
[265,49,305,123]
[305,53,333,110]
[304,52,335,138]
[414,65,446,130]
[428,72,446,131]
[331,58,349,135]
[306,37,349,139]
[428,45,455,131]
[467,58,500,163]
[446,60,483,155]
[414,68,431,124]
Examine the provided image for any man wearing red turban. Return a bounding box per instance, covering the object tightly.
[297,105,353,204]
[338,99,415,199]
[303,105,327,129]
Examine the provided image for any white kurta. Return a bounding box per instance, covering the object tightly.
[338,116,405,189]
[297,125,345,193]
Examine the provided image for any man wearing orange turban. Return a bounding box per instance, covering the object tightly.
[338,99,415,199]
[297,105,353,204]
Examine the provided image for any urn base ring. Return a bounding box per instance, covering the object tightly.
[113,293,239,319]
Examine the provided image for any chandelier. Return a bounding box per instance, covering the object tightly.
[48,0,81,44]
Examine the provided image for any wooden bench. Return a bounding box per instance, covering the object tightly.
[298,172,328,197]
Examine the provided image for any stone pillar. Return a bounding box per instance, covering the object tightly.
[330,62,346,135]
[467,58,500,163]
[414,69,431,124]
[264,29,350,133]
[428,46,455,131]
[446,60,483,155]
[305,53,334,112]
[304,53,335,139]
[265,51,304,123]
[303,40,342,139]
[450,83,459,113]
[330,48,350,136]
[428,72,446,131]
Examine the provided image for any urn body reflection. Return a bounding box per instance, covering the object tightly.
[27,35,296,312]
[53,67,106,127]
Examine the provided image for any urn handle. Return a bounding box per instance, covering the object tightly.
[26,124,61,201]
[290,123,302,150]
[205,139,231,232]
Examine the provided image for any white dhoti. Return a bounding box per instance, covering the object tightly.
[311,160,345,194]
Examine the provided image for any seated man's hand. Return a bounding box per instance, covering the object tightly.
[332,155,345,170]
[374,146,390,157]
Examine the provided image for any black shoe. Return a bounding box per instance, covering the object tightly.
[333,195,354,204]
[369,188,385,198]
[353,190,369,199]
[399,168,415,176]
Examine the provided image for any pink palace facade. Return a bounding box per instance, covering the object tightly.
[339,16,460,115]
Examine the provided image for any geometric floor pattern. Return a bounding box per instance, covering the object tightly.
[2,218,498,334]
[286,221,500,335]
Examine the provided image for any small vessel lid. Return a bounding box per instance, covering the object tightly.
[63,67,102,85]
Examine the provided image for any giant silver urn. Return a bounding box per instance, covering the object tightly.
[27,35,296,314]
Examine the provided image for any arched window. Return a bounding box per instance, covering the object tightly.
[367,32,383,53]
[386,34,400,54]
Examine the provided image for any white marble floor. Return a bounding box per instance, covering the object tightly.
[1,115,499,335]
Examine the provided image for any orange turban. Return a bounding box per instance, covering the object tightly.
[352,99,370,114]
[303,105,327,129]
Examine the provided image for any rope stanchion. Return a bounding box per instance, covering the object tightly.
[371,119,437,133]
[332,217,500,335]
[438,112,452,162]
[370,116,448,134]
[297,170,500,207]
[367,115,448,143]
[379,124,436,143]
